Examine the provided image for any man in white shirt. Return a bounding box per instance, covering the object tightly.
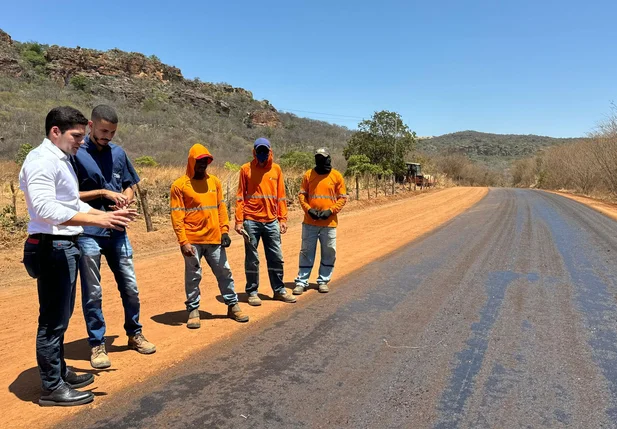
[19,106,137,407]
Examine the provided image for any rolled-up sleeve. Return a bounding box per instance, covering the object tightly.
[79,200,92,213]
[23,159,78,225]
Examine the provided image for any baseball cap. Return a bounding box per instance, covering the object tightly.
[254,137,271,149]
[315,147,330,157]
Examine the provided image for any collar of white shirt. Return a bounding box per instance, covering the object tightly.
[41,138,69,161]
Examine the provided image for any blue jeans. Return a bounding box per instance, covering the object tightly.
[183,244,239,311]
[78,234,142,347]
[35,239,81,392]
[294,224,337,287]
[243,220,285,295]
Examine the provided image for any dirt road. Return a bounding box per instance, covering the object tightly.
[46,188,617,428]
[0,187,487,429]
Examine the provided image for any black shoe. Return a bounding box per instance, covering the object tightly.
[64,370,94,389]
[39,383,94,407]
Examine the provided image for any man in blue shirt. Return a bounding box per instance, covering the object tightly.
[74,105,156,369]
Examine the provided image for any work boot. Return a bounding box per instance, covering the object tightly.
[64,370,94,389]
[39,384,94,407]
[187,309,201,329]
[90,344,111,369]
[128,333,156,354]
[273,291,297,303]
[318,284,330,293]
[292,284,306,296]
[227,304,249,323]
[247,294,262,306]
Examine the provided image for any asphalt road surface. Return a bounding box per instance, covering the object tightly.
[62,189,617,429]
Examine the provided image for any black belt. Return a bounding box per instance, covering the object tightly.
[28,233,81,244]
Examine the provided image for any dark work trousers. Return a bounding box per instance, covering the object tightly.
[33,238,81,392]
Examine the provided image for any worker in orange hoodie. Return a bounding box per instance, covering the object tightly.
[235,138,296,306]
[170,144,249,329]
[293,147,347,295]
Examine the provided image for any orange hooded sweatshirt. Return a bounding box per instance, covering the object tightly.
[235,149,288,224]
[299,168,347,227]
[170,144,229,246]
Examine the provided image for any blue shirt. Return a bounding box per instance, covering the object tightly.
[73,135,140,237]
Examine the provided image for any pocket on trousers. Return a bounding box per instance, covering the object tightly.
[23,241,41,279]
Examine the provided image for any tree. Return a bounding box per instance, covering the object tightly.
[344,154,371,200]
[344,154,382,200]
[343,110,416,177]
[279,151,313,172]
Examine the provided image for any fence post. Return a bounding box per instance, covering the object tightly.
[135,183,155,232]
[226,177,231,213]
[355,176,360,200]
[9,181,17,221]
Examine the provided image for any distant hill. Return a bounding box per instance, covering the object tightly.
[419,131,582,166]
[0,29,352,166]
[0,29,580,170]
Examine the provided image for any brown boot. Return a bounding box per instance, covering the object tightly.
[90,344,111,369]
[187,309,201,329]
[227,304,249,323]
[128,333,156,354]
[247,294,262,306]
[273,291,297,303]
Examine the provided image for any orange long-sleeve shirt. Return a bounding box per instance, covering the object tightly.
[170,144,229,246]
[299,169,347,227]
[235,151,288,224]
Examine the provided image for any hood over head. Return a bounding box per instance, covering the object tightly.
[186,143,213,178]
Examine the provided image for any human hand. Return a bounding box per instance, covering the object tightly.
[234,223,244,235]
[318,209,332,220]
[103,190,129,207]
[181,243,196,257]
[221,233,232,247]
[280,222,287,234]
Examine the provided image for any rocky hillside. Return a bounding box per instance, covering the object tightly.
[420,131,582,165]
[0,29,351,165]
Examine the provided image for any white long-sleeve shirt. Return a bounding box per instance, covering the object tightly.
[19,139,92,235]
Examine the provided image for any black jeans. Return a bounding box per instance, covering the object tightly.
[33,238,81,392]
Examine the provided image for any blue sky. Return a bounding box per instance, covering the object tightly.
[2,0,616,137]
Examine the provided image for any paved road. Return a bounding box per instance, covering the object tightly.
[63,189,617,428]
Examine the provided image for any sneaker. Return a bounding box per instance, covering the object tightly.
[292,284,306,296]
[318,284,329,293]
[227,303,249,323]
[273,291,297,303]
[90,344,111,369]
[187,309,201,329]
[128,333,156,354]
[247,294,262,306]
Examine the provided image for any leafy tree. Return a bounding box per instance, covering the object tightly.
[344,154,381,200]
[343,110,416,176]
[15,143,34,166]
[20,43,46,69]
[279,151,313,172]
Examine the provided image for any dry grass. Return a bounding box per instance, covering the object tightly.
[0,159,447,251]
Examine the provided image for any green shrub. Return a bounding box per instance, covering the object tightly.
[134,156,159,167]
[279,151,313,172]
[20,43,47,69]
[70,74,89,91]
[15,143,34,166]
[224,161,241,172]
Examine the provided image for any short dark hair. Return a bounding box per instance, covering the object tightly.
[91,104,119,124]
[45,106,88,136]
